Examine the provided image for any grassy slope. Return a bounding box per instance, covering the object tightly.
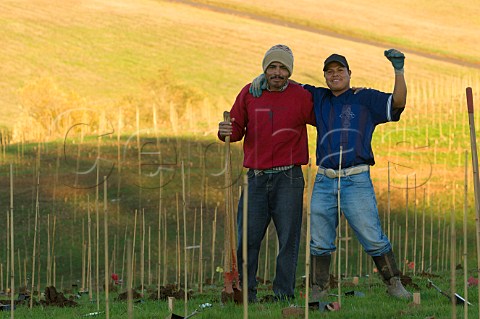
[1,0,479,128]
[183,0,480,65]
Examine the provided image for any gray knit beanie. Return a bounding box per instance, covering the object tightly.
[262,44,294,76]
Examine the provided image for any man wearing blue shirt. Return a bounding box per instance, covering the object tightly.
[250,48,410,300]
[305,50,410,300]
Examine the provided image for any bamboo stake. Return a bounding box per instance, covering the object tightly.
[112,234,118,277]
[190,209,197,286]
[127,239,133,319]
[120,223,127,290]
[242,175,248,319]
[398,225,402,272]
[104,176,110,319]
[117,108,123,243]
[30,172,39,308]
[198,203,204,293]
[392,219,396,265]
[73,143,81,223]
[359,239,363,276]
[47,214,51,286]
[200,135,207,293]
[51,215,56,286]
[19,242,25,283]
[10,164,15,319]
[337,146,343,307]
[1,264,3,292]
[96,164,100,311]
[88,196,93,301]
[82,218,86,290]
[53,256,56,287]
[387,162,391,240]
[463,151,469,319]
[275,238,279,282]
[413,175,417,275]
[403,176,409,274]
[132,210,137,289]
[148,226,151,286]
[175,193,181,289]
[305,161,312,319]
[429,204,433,271]
[6,211,9,294]
[136,106,142,210]
[211,205,218,285]
[81,241,86,291]
[421,188,426,273]
[436,210,441,272]
[345,220,349,277]
[182,161,188,317]
[450,208,457,319]
[263,225,269,285]
[17,250,21,292]
[36,212,41,300]
[163,207,168,286]
[442,211,447,272]
[157,191,162,299]
[141,209,145,296]
[153,101,162,294]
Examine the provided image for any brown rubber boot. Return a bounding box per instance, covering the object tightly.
[310,255,331,301]
[372,250,412,299]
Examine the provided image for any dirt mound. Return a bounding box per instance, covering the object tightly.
[41,286,78,307]
[148,285,193,301]
[116,289,142,301]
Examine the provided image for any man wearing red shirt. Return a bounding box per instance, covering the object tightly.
[218,44,315,302]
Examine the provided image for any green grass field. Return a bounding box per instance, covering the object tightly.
[1,0,480,318]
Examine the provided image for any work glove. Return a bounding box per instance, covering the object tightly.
[249,73,267,98]
[384,49,405,74]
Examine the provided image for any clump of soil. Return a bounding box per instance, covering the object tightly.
[41,286,78,307]
[400,275,420,290]
[148,284,193,301]
[116,289,142,301]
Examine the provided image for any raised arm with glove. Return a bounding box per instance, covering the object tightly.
[384,48,407,109]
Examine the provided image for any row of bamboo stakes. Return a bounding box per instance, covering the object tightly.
[0,154,477,316]
[1,91,480,319]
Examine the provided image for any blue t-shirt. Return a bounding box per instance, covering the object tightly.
[303,85,404,169]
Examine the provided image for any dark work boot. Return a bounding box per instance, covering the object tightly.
[372,250,411,299]
[310,255,331,301]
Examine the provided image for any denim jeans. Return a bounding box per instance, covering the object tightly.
[310,170,391,257]
[237,166,304,301]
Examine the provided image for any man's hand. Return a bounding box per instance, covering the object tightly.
[384,49,405,74]
[249,74,267,98]
[218,118,234,138]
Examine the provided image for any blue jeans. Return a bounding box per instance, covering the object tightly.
[237,166,304,301]
[310,170,391,257]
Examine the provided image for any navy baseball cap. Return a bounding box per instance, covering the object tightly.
[323,54,349,71]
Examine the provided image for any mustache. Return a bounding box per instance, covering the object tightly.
[268,75,286,80]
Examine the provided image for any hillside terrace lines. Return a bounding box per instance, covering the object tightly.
[166,0,480,70]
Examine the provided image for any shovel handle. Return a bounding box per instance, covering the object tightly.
[223,111,231,144]
[223,111,231,122]
[467,87,474,114]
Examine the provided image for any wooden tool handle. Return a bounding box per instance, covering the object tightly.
[467,87,474,114]
[223,111,231,143]
[223,111,230,122]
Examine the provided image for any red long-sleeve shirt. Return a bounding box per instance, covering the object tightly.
[219,83,315,169]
